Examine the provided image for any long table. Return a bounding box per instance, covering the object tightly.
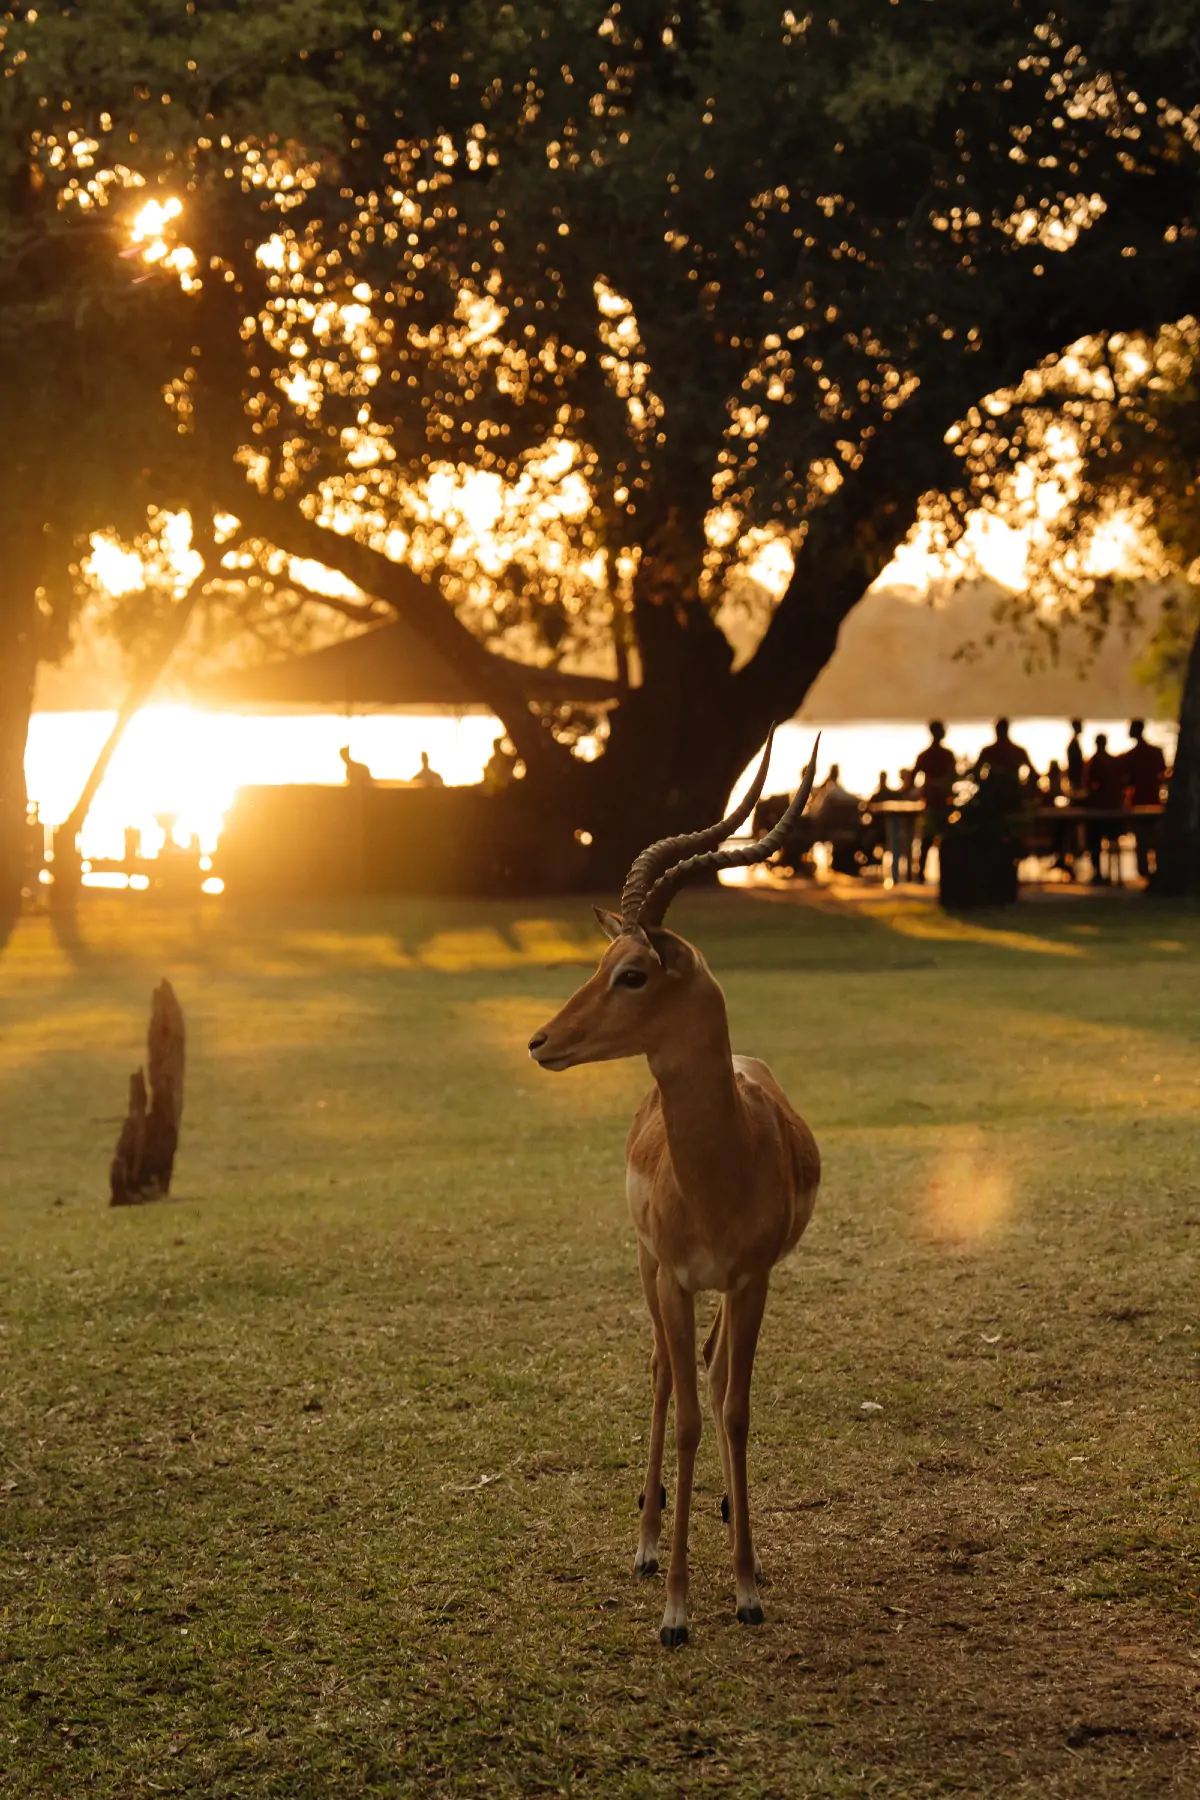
[861,800,1165,888]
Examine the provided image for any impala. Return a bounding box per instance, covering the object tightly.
[528,731,821,1646]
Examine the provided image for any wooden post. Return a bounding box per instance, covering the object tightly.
[110,981,186,1204]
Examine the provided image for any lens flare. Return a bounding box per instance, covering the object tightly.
[921,1126,1014,1245]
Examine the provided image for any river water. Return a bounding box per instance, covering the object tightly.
[25,708,1176,861]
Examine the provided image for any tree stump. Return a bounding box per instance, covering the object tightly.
[110,980,186,1204]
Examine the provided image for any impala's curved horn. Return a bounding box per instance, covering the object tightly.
[618,727,779,930]
[636,734,821,929]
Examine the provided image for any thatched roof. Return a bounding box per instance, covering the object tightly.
[193,619,618,709]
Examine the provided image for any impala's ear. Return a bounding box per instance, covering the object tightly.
[593,905,625,942]
[646,927,695,974]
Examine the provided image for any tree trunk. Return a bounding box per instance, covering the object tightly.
[110,980,186,1204]
[54,520,217,905]
[1152,614,1200,899]
[0,594,38,945]
[526,469,927,890]
[56,585,206,891]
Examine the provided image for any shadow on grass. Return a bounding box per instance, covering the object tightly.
[3,884,1198,990]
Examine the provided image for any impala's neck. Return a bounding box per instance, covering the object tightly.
[646,977,747,1201]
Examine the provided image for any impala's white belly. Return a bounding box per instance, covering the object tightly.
[673,1252,743,1294]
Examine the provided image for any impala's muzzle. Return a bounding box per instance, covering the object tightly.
[528,1027,578,1071]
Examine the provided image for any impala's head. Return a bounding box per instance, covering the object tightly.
[528,728,819,1072]
[528,913,704,1069]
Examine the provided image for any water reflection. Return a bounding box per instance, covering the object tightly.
[26,708,1175,864]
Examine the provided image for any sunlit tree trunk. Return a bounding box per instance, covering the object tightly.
[0,587,38,944]
[53,575,209,900]
[1153,613,1200,899]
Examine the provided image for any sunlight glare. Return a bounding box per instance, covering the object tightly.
[25,708,504,861]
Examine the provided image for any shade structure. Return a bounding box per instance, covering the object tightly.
[193,619,619,710]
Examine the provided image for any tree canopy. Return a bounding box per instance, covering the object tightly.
[7,1,1200,905]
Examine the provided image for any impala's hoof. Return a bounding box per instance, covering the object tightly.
[634,1551,659,1578]
[660,1624,689,1648]
[736,1601,765,1627]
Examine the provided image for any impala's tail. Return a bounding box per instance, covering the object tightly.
[701,1300,725,1370]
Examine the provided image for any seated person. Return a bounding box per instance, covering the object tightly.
[1040,761,1076,877]
[809,764,864,876]
[753,790,812,876]
[862,771,896,868]
[411,750,445,788]
[339,744,373,787]
[483,735,517,793]
[811,763,857,814]
[752,793,792,838]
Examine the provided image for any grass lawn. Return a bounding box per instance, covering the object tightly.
[2,886,1199,1797]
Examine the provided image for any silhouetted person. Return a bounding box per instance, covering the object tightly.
[914,722,957,802]
[973,717,1035,784]
[483,735,517,793]
[809,765,862,876]
[812,763,855,811]
[1121,719,1168,879]
[868,769,896,806]
[913,721,958,881]
[339,745,373,787]
[1043,761,1076,878]
[1121,720,1167,805]
[411,750,444,788]
[1085,731,1125,882]
[1065,718,1085,796]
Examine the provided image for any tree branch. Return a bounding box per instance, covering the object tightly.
[210,480,570,775]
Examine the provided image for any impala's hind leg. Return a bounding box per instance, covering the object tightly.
[703,1302,734,1528]
[705,1301,762,1582]
[634,1240,670,1578]
[725,1274,769,1624]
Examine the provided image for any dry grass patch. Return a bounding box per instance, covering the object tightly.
[1,889,1198,1797]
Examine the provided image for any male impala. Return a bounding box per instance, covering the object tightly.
[528,732,821,1646]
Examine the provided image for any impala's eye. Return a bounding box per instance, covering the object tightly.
[614,967,648,990]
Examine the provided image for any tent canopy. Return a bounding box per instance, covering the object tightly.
[193,619,619,710]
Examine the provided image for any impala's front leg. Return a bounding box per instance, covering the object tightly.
[635,1241,671,1576]
[656,1270,700,1647]
[725,1274,769,1625]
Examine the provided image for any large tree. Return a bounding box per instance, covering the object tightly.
[11,2,1200,904]
[165,0,1200,882]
